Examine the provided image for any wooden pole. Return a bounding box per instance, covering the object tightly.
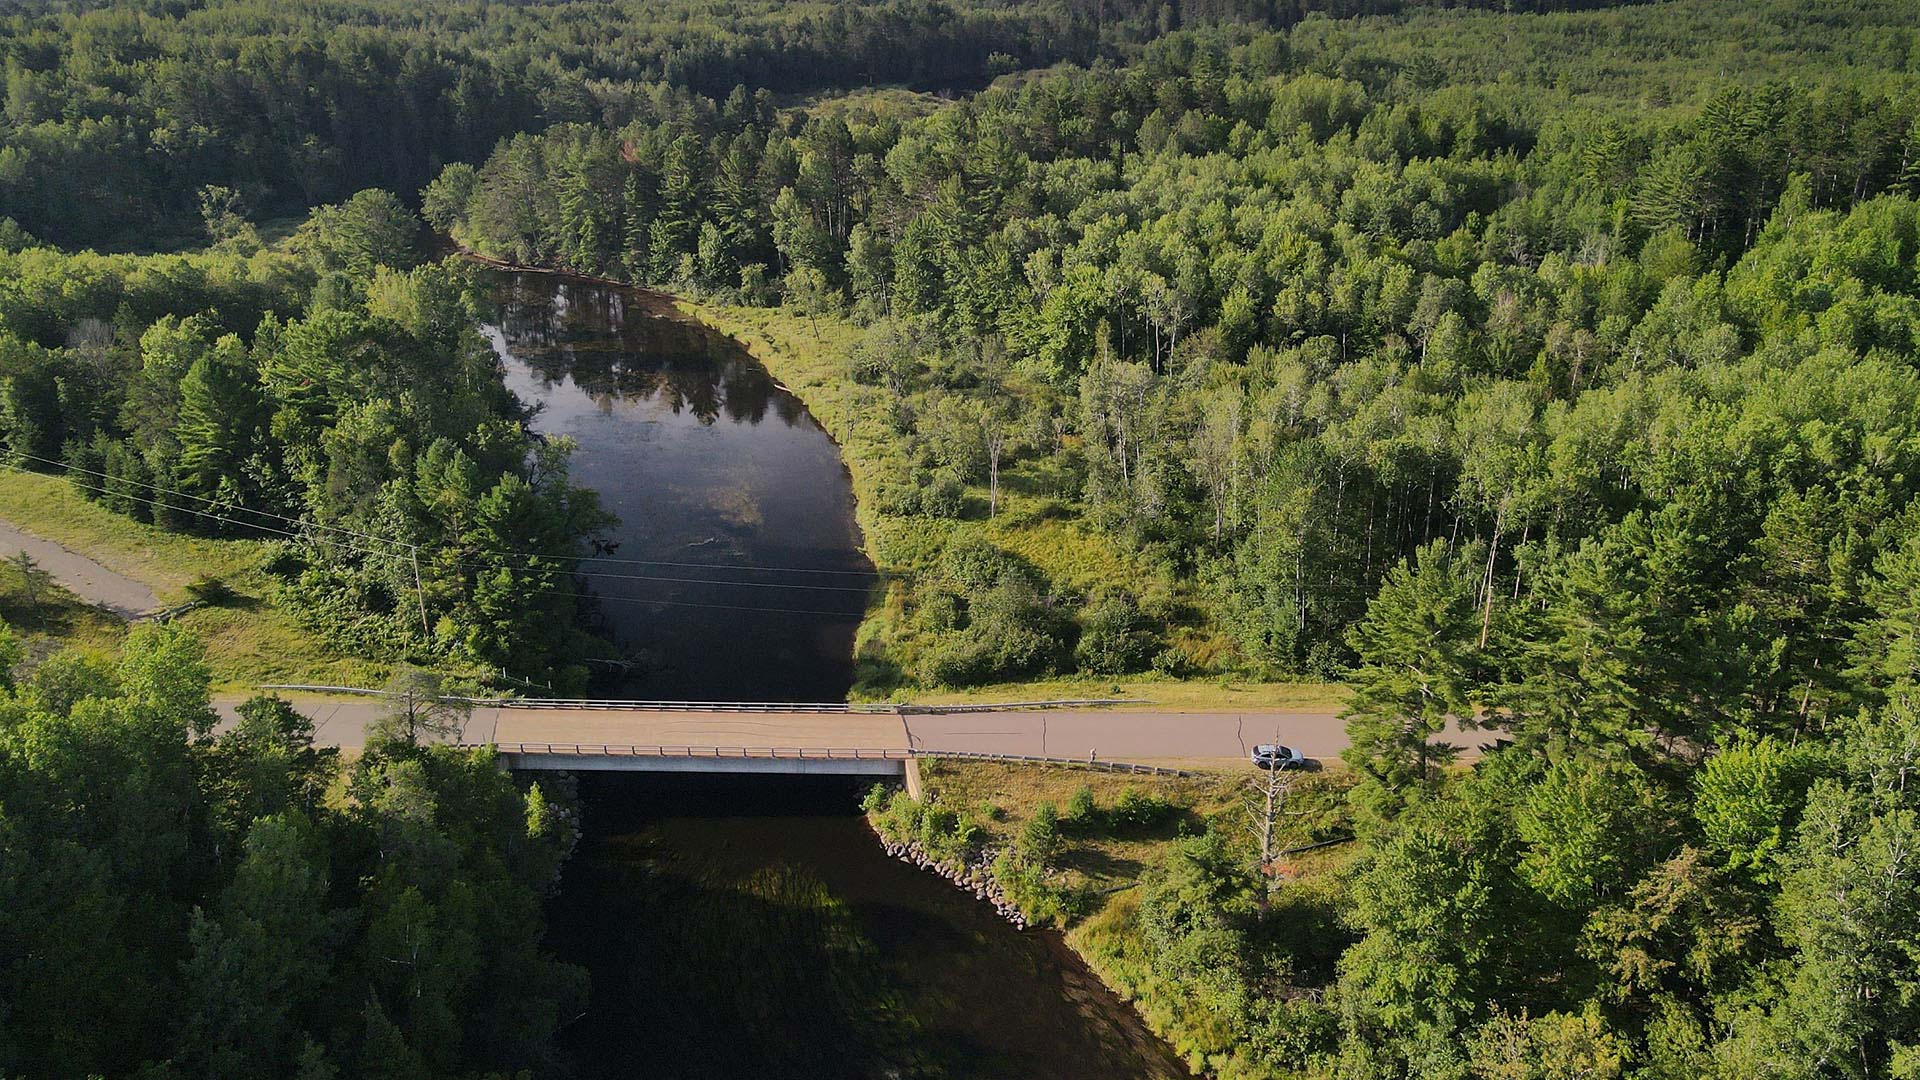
[411,545,432,641]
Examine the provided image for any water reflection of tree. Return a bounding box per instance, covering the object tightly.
[557,841,942,1079]
[488,275,800,427]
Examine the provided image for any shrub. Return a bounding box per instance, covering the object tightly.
[919,634,999,685]
[993,849,1090,927]
[1064,785,1099,829]
[918,474,965,518]
[1150,645,1192,677]
[942,535,1027,591]
[1111,787,1175,831]
[260,542,306,578]
[875,482,921,515]
[1075,591,1159,675]
[864,787,981,866]
[184,576,236,605]
[917,573,1070,686]
[969,576,1069,667]
[914,591,963,635]
[1019,800,1061,862]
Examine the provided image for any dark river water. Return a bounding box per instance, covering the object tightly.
[481,271,868,703]
[478,270,1187,1080]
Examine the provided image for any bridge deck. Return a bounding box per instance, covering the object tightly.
[216,697,1497,767]
[481,706,910,754]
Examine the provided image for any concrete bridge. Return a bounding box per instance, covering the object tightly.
[474,703,915,777]
[223,688,1495,777]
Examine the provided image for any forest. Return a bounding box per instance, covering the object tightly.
[435,0,1920,694]
[2,0,1919,1075]
[0,625,584,1078]
[433,1,1920,1073]
[0,195,611,685]
[0,0,1639,250]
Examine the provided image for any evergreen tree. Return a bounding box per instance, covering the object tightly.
[1341,539,1485,822]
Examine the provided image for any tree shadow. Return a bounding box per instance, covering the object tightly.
[1058,846,1145,881]
[0,587,93,636]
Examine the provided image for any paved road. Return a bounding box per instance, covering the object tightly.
[217,696,1499,766]
[0,518,160,618]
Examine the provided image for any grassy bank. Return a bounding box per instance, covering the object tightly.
[0,470,390,689]
[684,299,1333,705]
[874,758,1357,1077]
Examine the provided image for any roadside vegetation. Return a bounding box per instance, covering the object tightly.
[0,469,395,688]
[886,674,1350,711]
[0,549,124,663]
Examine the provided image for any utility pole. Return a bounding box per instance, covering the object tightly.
[411,544,432,641]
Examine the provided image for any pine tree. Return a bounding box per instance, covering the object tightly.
[1341,539,1484,823]
[1849,525,1920,698]
[175,336,265,511]
[619,170,650,281]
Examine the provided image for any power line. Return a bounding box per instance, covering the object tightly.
[16,461,1397,620]
[506,586,864,619]
[12,452,881,589]
[13,451,411,551]
[577,554,877,578]
[12,463,871,618]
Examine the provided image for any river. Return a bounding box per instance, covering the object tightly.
[479,270,1188,1080]
[481,271,869,702]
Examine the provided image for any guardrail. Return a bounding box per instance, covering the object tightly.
[256,685,867,711]
[491,698,878,713]
[258,683,445,698]
[255,685,1143,714]
[916,749,1193,776]
[480,743,914,760]
[892,699,1135,714]
[468,742,1186,775]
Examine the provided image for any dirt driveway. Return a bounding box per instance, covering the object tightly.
[0,517,161,619]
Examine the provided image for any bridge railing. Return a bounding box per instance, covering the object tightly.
[916,749,1193,777]
[256,684,1140,714]
[480,743,915,760]
[474,741,1190,776]
[489,699,878,713]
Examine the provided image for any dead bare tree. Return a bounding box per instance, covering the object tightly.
[1245,755,1301,873]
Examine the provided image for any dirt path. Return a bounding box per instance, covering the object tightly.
[0,517,161,619]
